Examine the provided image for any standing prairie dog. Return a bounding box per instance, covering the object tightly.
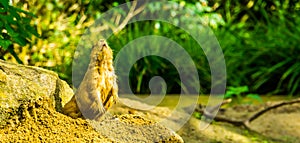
[63,39,118,120]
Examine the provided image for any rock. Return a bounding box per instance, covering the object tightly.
[110,98,192,132]
[0,60,73,128]
[90,114,184,143]
[110,98,188,142]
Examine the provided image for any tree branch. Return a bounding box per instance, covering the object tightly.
[195,98,300,131]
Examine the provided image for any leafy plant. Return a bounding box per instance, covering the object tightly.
[107,1,224,94]
[3,0,300,96]
[224,86,262,104]
[215,0,300,96]
[192,112,202,119]
[0,0,39,63]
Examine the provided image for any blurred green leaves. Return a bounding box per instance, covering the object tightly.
[225,86,262,104]
[215,0,300,96]
[1,0,300,96]
[0,0,39,62]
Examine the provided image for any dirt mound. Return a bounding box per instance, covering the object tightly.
[0,98,183,142]
[0,99,111,142]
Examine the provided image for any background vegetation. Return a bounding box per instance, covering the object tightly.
[1,0,300,96]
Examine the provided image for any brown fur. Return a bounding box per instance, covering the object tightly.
[63,40,118,120]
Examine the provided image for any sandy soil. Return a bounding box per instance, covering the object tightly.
[0,100,111,142]
[0,99,182,143]
[199,101,300,143]
[0,98,299,143]
[112,98,300,143]
[248,102,300,142]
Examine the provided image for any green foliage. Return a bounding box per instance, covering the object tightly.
[192,112,202,119]
[216,0,300,95]
[211,0,300,25]
[225,86,249,99]
[224,86,262,104]
[0,0,39,63]
[3,0,109,83]
[8,0,137,84]
[107,1,224,94]
[108,21,213,94]
[2,0,300,96]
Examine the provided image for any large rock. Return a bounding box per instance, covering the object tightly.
[0,60,73,128]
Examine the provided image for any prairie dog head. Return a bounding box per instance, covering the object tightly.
[90,39,114,67]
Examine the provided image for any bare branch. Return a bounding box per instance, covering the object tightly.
[248,98,300,122]
[195,98,300,132]
[114,0,146,33]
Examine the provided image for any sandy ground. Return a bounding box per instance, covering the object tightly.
[249,103,300,142]
[0,98,299,143]
[0,101,111,142]
[0,99,182,142]
[112,98,300,143]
